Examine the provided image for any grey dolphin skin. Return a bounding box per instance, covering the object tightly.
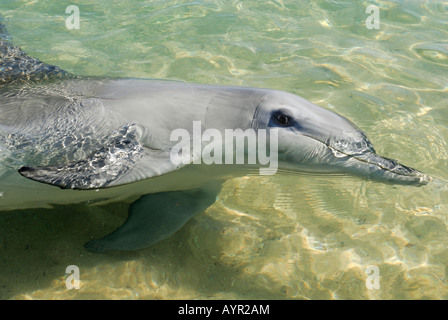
[0,20,431,252]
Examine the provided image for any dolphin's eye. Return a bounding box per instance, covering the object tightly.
[271,111,294,127]
[276,114,290,126]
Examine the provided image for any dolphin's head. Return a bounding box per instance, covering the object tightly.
[252,90,431,186]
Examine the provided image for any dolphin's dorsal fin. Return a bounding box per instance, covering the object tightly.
[0,19,69,83]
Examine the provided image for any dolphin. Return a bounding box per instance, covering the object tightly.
[0,21,431,252]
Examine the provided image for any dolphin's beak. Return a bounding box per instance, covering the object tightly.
[279,131,431,186]
[305,110,431,186]
[342,150,432,186]
[291,119,431,186]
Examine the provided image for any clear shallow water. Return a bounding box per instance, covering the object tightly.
[0,0,447,299]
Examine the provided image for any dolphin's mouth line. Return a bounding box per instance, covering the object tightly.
[301,133,424,179]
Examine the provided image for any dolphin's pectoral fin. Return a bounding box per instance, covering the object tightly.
[84,183,222,253]
[0,18,70,83]
[19,125,185,189]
